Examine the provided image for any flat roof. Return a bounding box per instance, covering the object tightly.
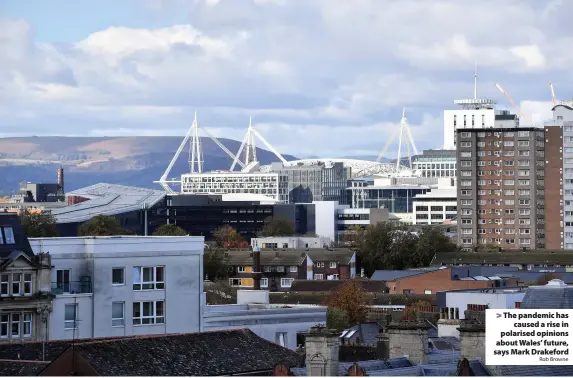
[53,183,166,224]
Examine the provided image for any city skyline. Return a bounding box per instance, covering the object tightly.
[1,0,572,157]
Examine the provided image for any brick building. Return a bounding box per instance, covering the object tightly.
[226,248,356,291]
[456,128,546,249]
[380,267,518,295]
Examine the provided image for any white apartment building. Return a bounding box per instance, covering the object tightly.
[251,236,331,249]
[181,172,288,203]
[412,178,457,225]
[443,99,518,149]
[28,236,205,340]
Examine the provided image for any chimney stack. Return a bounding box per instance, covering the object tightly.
[252,246,261,290]
[57,167,64,192]
[303,325,339,377]
[386,320,430,365]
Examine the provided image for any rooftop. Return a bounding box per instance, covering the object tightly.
[0,212,34,259]
[225,248,355,266]
[432,249,573,266]
[521,279,573,309]
[52,183,166,224]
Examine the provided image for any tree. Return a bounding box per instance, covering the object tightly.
[339,225,365,247]
[152,224,187,236]
[77,215,129,236]
[204,246,230,281]
[19,210,58,237]
[354,222,398,276]
[205,280,237,305]
[258,216,295,237]
[212,225,248,248]
[326,307,350,331]
[327,280,373,327]
[413,226,458,267]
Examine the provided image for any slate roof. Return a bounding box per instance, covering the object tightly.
[305,249,355,263]
[495,365,573,376]
[63,329,303,376]
[289,279,386,293]
[371,270,432,281]
[226,249,306,266]
[291,357,413,376]
[341,322,382,345]
[0,360,49,376]
[520,279,573,309]
[0,212,34,259]
[432,250,573,266]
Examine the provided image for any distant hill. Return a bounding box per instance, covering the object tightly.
[0,136,297,195]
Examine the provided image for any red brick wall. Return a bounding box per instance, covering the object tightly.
[386,268,502,294]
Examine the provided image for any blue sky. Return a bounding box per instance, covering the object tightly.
[0,0,572,158]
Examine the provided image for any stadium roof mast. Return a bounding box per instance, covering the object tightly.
[230,117,288,171]
[376,107,419,171]
[453,63,496,110]
[154,112,245,193]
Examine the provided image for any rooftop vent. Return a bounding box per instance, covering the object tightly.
[546,279,567,287]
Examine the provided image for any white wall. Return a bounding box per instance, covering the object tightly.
[313,201,338,242]
[203,304,326,350]
[444,108,496,149]
[31,236,205,341]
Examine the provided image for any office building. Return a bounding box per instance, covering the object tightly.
[269,161,350,204]
[413,178,457,225]
[411,149,457,178]
[29,236,204,340]
[180,171,288,203]
[456,128,546,248]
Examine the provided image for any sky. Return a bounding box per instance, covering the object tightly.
[1,0,572,159]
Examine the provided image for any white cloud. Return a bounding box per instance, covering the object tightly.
[1,0,572,158]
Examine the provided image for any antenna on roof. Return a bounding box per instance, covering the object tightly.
[474,62,478,100]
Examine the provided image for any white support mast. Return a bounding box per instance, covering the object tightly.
[154,112,245,192]
[377,107,419,173]
[189,112,203,173]
[230,117,288,171]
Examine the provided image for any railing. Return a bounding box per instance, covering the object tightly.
[51,281,92,295]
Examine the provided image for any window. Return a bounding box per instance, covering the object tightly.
[56,269,71,293]
[65,304,78,329]
[112,302,125,327]
[261,278,268,288]
[460,152,471,158]
[460,141,471,147]
[0,274,7,296]
[518,140,530,147]
[461,132,471,138]
[0,227,15,244]
[23,313,32,337]
[277,266,285,272]
[281,278,294,288]
[133,300,165,325]
[289,266,298,273]
[518,131,530,137]
[504,141,514,147]
[329,262,337,269]
[460,161,471,167]
[424,290,432,295]
[461,190,472,196]
[314,274,324,280]
[461,200,472,205]
[0,312,32,339]
[112,268,125,285]
[238,266,247,273]
[12,274,21,296]
[133,266,165,290]
[276,332,288,348]
[23,273,32,295]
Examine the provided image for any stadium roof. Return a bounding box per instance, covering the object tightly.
[53,183,166,224]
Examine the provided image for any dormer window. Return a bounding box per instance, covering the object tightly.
[0,226,15,244]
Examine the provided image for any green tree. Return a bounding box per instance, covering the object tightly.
[205,280,237,305]
[204,246,230,280]
[414,226,457,267]
[77,215,129,236]
[355,222,397,276]
[327,280,373,326]
[339,225,365,247]
[19,210,59,237]
[258,216,295,237]
[326,307,350,331]
[152,224,187,236]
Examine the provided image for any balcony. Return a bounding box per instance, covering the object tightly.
[51,279,92,295]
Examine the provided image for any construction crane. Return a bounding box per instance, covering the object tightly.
[494,83,534,126]
[549,83,558,106]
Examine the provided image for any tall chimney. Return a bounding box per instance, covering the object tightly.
[57,167,64,192]
[252,246,261,290]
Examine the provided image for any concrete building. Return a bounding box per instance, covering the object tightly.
[180,171,288,203]
[269,161,350,204]
[10,168,65,204]
[456,128,546,249]
[0,213,52,343]
[28,236,205,340]
[251,236,330,249]
[412,177,457,225]
[411,149,457,178]
[203,290,326,350]
[435,287,526,338]
[544,103,573,248]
